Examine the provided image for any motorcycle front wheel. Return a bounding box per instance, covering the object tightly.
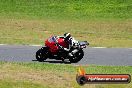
[69,49,84,63]
[36,47,49,62]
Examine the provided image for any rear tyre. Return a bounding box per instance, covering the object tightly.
[69,50,84,63]
[36,47,48,62]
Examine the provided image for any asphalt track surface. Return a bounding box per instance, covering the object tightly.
[0,45,132,66]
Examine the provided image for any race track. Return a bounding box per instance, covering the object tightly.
[0,45,132,66]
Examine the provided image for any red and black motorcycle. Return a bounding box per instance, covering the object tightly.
[36,36,89,63]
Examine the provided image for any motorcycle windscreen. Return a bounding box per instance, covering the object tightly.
[45,36,58,53]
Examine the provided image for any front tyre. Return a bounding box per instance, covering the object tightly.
[36,47,48,62]
[69,49,84,63]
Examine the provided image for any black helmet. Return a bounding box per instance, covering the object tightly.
[64,33,71,40]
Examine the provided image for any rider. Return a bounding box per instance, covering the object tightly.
[56,33,79,57]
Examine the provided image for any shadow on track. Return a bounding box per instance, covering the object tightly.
[32,60,71,64]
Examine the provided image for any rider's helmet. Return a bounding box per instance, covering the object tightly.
[64,33,71,41]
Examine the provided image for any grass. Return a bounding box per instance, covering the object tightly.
[0,19,132,47]
[0,0,132,20]
[0,0,131,47]
[0,1,131,88]
[0,61,132,88]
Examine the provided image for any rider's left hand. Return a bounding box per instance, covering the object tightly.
[64,48,70,52]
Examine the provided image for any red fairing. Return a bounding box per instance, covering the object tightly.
[57,38,69,48]
[45,36,69,54]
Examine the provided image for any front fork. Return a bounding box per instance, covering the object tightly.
[69,48,80,57]
[71,49,79,55]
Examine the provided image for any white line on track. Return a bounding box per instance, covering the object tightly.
[30,45,42,46]
[0,44,132,49]
[0,44,7,45]
[29,45,107,48]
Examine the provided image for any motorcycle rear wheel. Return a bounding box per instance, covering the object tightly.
[69,49,84,63]
[36,47,48,62]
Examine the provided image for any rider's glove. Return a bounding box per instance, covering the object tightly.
[64,48,70,52]
[57,44,64,50]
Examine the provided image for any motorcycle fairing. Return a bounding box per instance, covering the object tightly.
[45,36,69,54]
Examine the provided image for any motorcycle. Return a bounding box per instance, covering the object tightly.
[36,36,89,63]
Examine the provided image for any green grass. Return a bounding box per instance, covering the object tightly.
[0,0,131,47]
[0,19,131,47]
[0,1,131,88]
[0,79,46,88]
[0,61,132,88]
[0,0,132,20]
